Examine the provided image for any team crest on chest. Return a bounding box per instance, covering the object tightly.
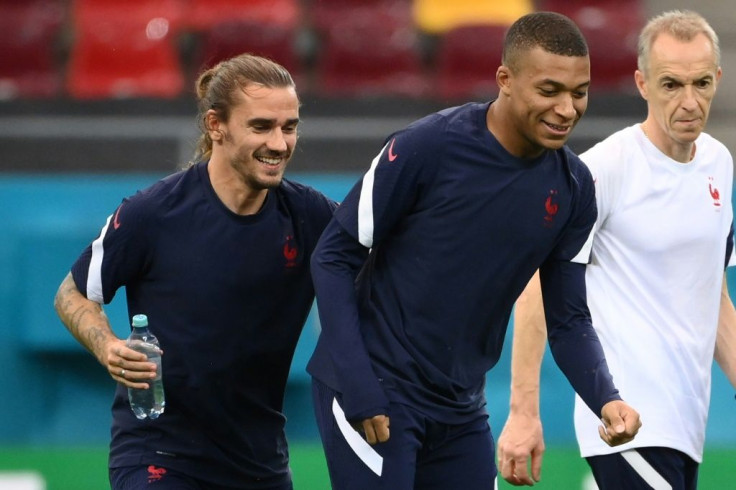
[544,189,559,227]
[708,176,721,208]
[283,235,298,268]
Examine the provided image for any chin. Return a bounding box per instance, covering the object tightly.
[262,175,285,189]
[542,138,567,151]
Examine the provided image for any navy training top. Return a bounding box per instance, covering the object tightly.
[308,102,620,424]
[71,162,336,488]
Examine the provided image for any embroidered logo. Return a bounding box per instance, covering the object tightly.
[387,138,398,162]
[147,465,167,482]
[113,204,123,230]
[709,177,721,207]
[544,189,559,227]
[283,235,298,268]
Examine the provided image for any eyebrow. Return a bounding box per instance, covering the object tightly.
[659,74,714,84]
[538,79,591,90]
[248,117,300,126]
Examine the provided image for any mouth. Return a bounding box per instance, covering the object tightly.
[255,154,285,166]
[543,120,572,136]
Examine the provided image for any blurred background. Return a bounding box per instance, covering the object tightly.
[1,0,735,488]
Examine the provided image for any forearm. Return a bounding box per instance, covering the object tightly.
[715,275,736,389]
[311,221,389,420]
[509,270,546,417]
[541,261,620,416]
[54,272,117,365]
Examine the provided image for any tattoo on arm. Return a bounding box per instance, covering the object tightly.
[54,273,114,360]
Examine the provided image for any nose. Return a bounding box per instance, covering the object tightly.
[267,128,288,152]
[555,94,577,120]
[681,85,698,111]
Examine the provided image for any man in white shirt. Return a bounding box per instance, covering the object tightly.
[497,10,736,489]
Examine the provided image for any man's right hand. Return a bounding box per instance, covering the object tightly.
[599,400,641,447]
[355,415,390,444]
[497,411,545,486]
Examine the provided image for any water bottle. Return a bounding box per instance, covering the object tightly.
[126,314,165,420]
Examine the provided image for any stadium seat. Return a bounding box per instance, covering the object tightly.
[73,0,187,31]
[193,20,303,84]
[310,0,412,33]
[313,12,429,98]
[433,24,506,102]
[0,0,66,99]
[537,0,645,93]
[67,0,187,99]
[412,0,532,35]
[66,18,185,99]
[186,0,300,31]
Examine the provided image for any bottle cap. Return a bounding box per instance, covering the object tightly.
[132,314,148,327]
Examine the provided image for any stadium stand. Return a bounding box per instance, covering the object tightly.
[192,19,305,88]
[412,0,533,35]
[309,0,413,32]
[0,0,651,101]
[0,0,66,99]
[66,0,186,98]
[433,23,507,102]
[312,8,429,98]
[538,0,645,93]
[185,0,300,31]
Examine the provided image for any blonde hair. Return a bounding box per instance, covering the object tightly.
[189,54,296,165]
[638,10,720,76]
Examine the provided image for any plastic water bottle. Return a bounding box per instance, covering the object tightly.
[126,314,165,420]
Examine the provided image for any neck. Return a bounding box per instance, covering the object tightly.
[487,100,545,159]
[641,121,696,164]
[208,159,268,215]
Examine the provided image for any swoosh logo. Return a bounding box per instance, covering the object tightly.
[113,205,123,230]
[387,138,398,162]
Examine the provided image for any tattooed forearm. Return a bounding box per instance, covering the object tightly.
[54,272,116,363]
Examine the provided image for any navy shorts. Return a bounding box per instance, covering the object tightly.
[586,447,699,490]
[109,465,293,490]
[312,378,497,490]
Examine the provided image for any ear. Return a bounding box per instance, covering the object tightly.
[634,70,648,100]
[715,66,723,91]
[496,65,512,96]
[205,110,223,142]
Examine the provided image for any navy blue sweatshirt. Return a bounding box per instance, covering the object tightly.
[308,102,620,424]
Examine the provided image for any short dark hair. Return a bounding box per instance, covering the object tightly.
[502,12,588,72]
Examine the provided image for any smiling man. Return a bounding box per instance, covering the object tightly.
[504,10,736,489]
[54,54,336,490]
[307,11,640,490]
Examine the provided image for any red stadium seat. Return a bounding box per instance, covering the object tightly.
[0,0,66,99]
[186,0,300,31]
[73,0,187,32]
[433,23,507,102]
[537,0,645,93]
[314,12,429,98]
[310,0,412,33]
[193,20,303,83]
[66,18,185,99]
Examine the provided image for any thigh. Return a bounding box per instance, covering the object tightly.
[311,378,424,490]
[587,447,699,490]
[414,414,496,490]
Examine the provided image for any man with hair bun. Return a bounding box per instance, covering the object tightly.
[507,9,736,489]
[54,53,336,489]
[307,11,640,490]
